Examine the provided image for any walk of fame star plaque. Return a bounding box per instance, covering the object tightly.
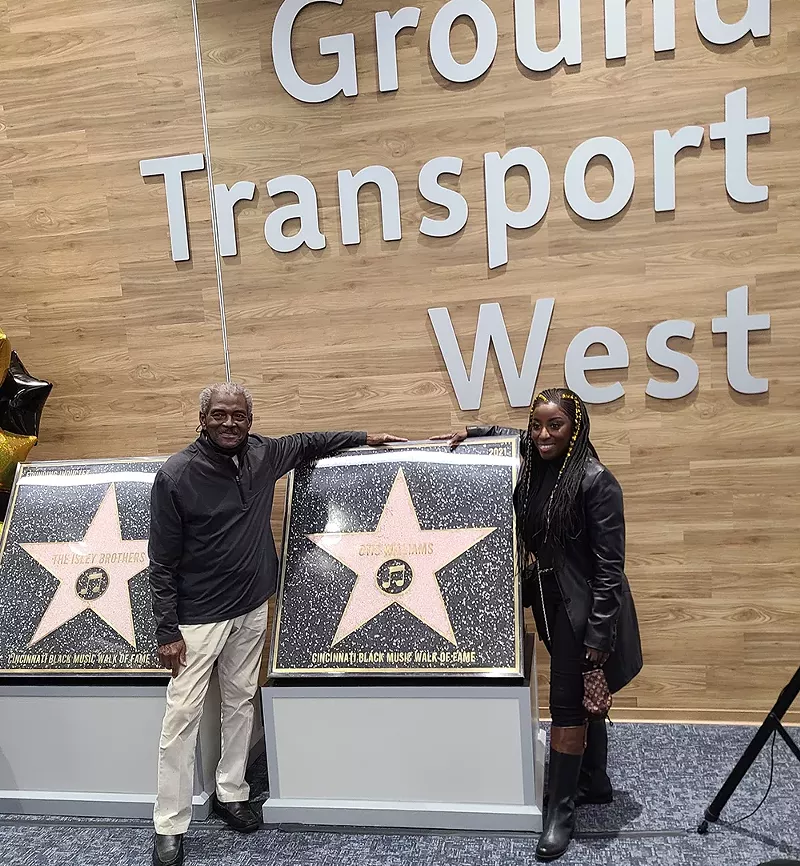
[269,437,521,678]
[0,458,167,675]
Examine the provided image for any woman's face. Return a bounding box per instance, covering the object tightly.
[531,401,573,461]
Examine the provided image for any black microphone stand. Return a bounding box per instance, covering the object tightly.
[698,664,800,834]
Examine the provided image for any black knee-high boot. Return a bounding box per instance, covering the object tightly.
[575,718,613,806]
[536,725,585,862]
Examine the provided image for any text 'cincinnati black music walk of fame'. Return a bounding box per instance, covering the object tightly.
[0,459,166,675]
[270,437,522,677]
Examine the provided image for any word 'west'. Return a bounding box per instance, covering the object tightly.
[431,286,770,410]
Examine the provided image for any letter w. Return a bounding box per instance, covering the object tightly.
[428,299,554,410]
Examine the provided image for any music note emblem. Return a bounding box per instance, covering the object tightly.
[75,567,110,602]
[375,559,413,595]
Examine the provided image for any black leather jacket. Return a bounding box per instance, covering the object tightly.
[468,425,643,693]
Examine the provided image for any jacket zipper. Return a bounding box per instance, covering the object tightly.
[232,458,246,508]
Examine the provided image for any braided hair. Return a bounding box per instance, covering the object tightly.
[515,387,598,566]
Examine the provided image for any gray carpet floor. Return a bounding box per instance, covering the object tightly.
[1,722,798,866]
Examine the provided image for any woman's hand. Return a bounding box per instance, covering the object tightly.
[585,646,609,666]
[430,428,468,449]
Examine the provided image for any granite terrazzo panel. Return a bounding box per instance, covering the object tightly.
[270,438,521,677]
[0,459,166,675]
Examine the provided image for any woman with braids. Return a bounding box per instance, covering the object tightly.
[433,388,642,861]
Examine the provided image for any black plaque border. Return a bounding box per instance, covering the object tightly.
[269,437,521,679]
[0,456,169,678]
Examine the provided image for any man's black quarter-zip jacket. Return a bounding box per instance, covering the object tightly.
[148,430,366,645]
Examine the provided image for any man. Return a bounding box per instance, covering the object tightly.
[148,382,404,866]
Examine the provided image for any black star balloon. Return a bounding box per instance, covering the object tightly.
[0,351,53,438]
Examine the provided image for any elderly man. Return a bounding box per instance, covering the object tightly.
[148,382,404,866]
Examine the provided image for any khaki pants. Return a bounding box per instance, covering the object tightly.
[153,600,269,835]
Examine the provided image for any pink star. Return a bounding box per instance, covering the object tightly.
[20,484,149,648]
[308,469,496,646]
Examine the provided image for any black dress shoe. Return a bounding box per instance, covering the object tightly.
[152,833,184,866]
[213,798,260,833]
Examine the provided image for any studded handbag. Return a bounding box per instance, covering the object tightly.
[583,666,612,718]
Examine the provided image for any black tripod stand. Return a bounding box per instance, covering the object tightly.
[698,664,800,834]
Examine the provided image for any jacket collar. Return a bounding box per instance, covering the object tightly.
[195,432,250,466]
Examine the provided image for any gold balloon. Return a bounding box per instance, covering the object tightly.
[0,330,10,381]
[0,428,37,491]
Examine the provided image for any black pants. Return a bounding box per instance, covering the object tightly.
[538,578,587,727]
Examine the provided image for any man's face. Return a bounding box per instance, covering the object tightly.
[200,392,251,451]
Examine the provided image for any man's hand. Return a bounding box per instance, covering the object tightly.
[430,428,468,449]
[366,433,408,446]
[158,639,187,678]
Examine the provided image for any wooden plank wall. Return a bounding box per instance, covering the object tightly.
[2,0,799,721]
[0,0,224,458]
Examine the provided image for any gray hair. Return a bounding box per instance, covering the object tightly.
[199,383,253,416]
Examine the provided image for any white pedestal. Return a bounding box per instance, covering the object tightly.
[0,671,263,819]
[261,665,543,832]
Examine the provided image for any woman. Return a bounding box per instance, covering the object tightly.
[435,388,642,861]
